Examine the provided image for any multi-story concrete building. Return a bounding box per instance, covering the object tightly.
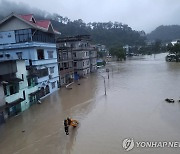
[57,35,97,78]
[0,82,6,124]
[89,45,97,73]
[0,60,38,122]
[56,39,74,86]
[0,13,60,98]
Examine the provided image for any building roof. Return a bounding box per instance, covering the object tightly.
[0,13,60,35]
[56,35,91,43]
[19,14,35,22]
[36,20,50,29]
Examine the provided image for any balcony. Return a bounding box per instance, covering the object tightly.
[0,61,17,75]
[73,47,95,51]
[31,59,57,66]
[58,57,73,62]
[27,66,38,77]
[5,92,23,104]
[90,54,97,58]
[60,68,74,76]
[28,85,38,95]
[37,76,49,83]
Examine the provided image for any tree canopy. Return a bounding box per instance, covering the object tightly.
[109,47,126,61]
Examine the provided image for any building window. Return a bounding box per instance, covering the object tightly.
[87,60,89,65]
[74,62,77,67]
[8,33,11,37]
[23,90,26,99]
[37,49,44,60]
[0,54,3,58]
[83,62,84,66]
[38,68,48,78]
[21,74,24,81]
[64,62,69,69]
[62,52,67,60]
[68,52,72,59]
[48,51,53,59]
[73,53,76,58]
[52,82,56,89]
[3,85,7,95]
[45,85,50,94]
[16,52,23,59]
[28,78,31,87]
[71,43,74,48]
[69,61,72,68]
[9,85,19,95]
[15,29,32,43]
[50,67,54,74]
[5,54,10,58]
[32,30,55,43]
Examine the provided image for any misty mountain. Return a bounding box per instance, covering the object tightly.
[0,0,145,48]
[51,20,146,48]
[147,25,180,42]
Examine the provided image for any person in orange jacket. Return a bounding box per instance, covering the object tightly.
[67,117,78,127]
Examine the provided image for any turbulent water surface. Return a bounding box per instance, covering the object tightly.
[1,53,180,154]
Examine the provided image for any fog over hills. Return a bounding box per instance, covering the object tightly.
[1,0,180,45]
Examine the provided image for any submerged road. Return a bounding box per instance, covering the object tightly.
[1,53,180,154]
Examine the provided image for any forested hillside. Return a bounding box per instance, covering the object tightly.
[147,25,180,42]
[51,19,146,48]
[0,0,145,49]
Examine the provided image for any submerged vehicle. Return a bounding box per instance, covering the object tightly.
[166,54,176,62]
[165,98,175,103]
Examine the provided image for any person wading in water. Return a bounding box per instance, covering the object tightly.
[64,119,69,135]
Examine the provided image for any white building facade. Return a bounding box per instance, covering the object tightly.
[0,13,60,98]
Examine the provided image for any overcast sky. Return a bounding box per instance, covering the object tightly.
[4,0,180,33]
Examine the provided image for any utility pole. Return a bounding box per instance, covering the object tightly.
[106,68,110,79]
[99,74,107,95]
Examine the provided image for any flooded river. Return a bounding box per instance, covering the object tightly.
[1,53,180,154]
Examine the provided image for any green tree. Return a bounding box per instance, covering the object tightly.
[168,43,180,62]
[109,47,126,61]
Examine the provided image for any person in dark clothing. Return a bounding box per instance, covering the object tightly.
[64,119,69,135]
[67,117,72,125]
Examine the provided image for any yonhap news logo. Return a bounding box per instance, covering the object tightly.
[122,138,135,151]
[122,138,180,152]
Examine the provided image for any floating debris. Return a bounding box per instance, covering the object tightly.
[165,98,175,103]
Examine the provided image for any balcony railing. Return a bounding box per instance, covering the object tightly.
[60,68,74,75]
[73,47,95,51]
[5,91,23,103]
[58,57,73,61]
[27,66,39,76]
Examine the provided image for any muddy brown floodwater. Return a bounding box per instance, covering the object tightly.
[1,53,180,154]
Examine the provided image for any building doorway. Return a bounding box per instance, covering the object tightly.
[45,85,50,95]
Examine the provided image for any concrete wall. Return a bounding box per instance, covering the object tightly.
[0,17,32,31]
[0,47,36,62]
[73,50,90,60]
[4,60,38,112]
[0,31,16,44]
[15,60,39,111]
[0,85,5,106]
[75,59,90,70]
[90,58,97,65]
[90,50,97,58]
[76,68,90,77]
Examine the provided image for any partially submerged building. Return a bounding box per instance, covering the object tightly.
[56,39,74,86]
[0,13,60,98]
[0,60,38,122]
[57,35,97,79]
